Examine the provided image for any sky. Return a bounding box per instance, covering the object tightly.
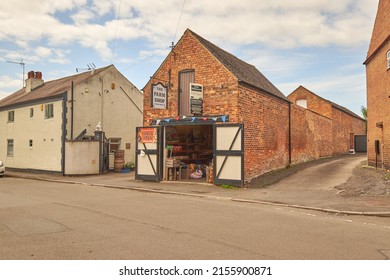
[0,0,380,116]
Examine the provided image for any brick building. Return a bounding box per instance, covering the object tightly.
[364,0,390,169]
[137,29,291,186]
[288,86,366,163]
[135,29,366,186]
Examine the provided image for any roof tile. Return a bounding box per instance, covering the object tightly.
[188,30,289,101]
[0,66,111,109]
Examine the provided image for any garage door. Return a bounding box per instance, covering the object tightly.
[355,135,367,153]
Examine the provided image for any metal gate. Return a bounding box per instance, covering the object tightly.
[135,127,161,181]
[213,123,244,187]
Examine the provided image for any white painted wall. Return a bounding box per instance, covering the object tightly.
[0,65,143,173]
[68,65,143,166]
[0,99,63,171]
[64,141,99,175]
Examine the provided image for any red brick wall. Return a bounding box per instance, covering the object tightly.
[288,86,333,118]
[143,32,239,124]
[366,39,390,169]
[289,86,367,158]
[291,104,333,163]
[290,104,365,164]
[238,86,290,181]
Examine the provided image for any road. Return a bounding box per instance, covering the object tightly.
[0,177,390,260]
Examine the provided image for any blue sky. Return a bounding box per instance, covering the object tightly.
[0,0,379,116]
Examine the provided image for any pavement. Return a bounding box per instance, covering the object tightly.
[4,154,390,217]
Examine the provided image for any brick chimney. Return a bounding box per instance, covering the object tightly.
[25,71,44,93]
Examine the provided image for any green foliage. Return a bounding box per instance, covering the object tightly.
[221,184,237,189]
[124,162,135,169]
[361,106,367,120]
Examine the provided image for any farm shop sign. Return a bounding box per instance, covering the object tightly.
[190,83,203,116]
[151,83,167,109]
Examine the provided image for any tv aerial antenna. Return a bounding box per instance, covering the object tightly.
[76,63,96,72]
[6,59,26,88]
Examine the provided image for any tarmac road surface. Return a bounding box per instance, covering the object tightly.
[0,177,390,260]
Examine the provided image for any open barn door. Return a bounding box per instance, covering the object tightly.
[213,123,244,187]
[135,127,161,181]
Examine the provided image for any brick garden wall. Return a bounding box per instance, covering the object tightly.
[290,104,333,164]
[289,86,367,159]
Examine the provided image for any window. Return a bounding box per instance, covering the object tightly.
[7,139,14,157]
[30,108,34,118]
[296,99,307,109]
[387,51,390,69]
[29,139,33,148]
[8,111,14,122]
[109,138,121,153]
[45,103,54,119]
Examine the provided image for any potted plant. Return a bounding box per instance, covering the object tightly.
[122,161,135,173]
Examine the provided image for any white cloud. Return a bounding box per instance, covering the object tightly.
[0,75,23,99]
[35,47,53,58]
[91,0,116,16]
[71,9,95,25]
[0,0,379,108]
[0,0,379,61]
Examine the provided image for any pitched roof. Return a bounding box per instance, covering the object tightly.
[187,29,289,102]
[290,86,365,121]
[365,0,390,62]
[0,65,112,109]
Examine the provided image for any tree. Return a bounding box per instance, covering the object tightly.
[361,106,367,120]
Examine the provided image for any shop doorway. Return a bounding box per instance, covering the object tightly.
[164,124,214,182]
[135,123,244,186]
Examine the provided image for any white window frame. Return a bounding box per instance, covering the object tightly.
[387,50,390,69]
[8,111,14,122]
[296,99,307,109]
[45,103,54,119]
[7,139,14,157]
[109,138,121,154]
